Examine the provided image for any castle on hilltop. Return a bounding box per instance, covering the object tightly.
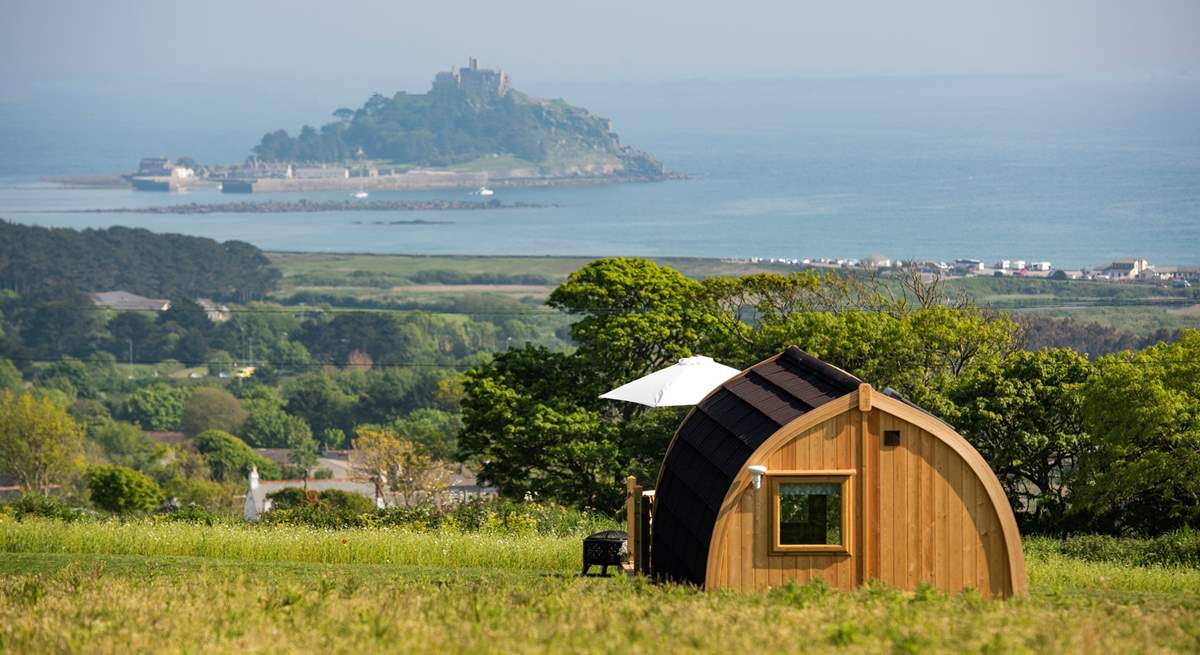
[432,57,511,97]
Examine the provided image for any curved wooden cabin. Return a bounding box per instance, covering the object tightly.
[646,348,1026,598]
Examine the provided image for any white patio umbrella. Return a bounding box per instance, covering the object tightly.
[599,355,741,407]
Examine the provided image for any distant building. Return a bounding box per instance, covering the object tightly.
[995,260,1011,270]
[136,157,171,176]
[195,298,230,322]
[432,57,511,98]
[89,291,171,312]
[1145,266,1200,283]
[293,166,349,179]
[952,259,984,274]
[1030,261,1052,272]
[861,254,892,269]
[1101,257,1151,279]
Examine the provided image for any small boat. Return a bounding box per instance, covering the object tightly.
[354,190,369,199]
[478,186,494,196]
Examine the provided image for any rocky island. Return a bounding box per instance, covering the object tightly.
[120,59,671,194]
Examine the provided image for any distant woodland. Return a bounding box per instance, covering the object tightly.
[0,221,280,301]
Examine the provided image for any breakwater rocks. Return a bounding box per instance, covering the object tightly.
[70,199,549,215]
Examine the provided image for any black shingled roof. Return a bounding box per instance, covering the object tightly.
[649,347,862,585]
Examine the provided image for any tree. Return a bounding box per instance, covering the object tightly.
[125,383,189,431]
[90,419,167,472]
[284,373,357,437]
[191,429,280,482]
[288,434,319,490]
[180,387,248,437]
[388,408,462,460]
[459,346,625,510]
[241,395,312,448]
[350,428,403,505]
[350,428,448,507]
[547,258,719,384]
[947,348,1094,530]
[1074,331,1200,534]
[0,355,22,391]
[86,465,162,513]
[0,391,85,493]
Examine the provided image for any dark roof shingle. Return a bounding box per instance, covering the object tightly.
[650,347,860,585]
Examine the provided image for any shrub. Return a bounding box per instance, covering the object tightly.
[1028,529,1200,568]
[261,505,370,529]
[312,468,334,479]
[318,489,375,514]
[191,429,280,482]
[3,494,94,522]
[86,465,163,514]
[158,504,223,526]
[162,476,236,513]
[266,487,314,510]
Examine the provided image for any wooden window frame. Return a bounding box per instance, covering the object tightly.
[766,470,855,556]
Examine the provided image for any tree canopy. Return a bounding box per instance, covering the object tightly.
[0,221,279,301]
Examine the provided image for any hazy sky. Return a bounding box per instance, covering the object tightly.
[4,0,1199,91]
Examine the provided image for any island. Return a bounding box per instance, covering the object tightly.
[121,58,672,194]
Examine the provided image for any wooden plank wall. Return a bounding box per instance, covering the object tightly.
[707,410,859,591]
[871,411,1009,598]
[705,408,1010,598]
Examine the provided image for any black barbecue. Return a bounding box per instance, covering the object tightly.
[581,529,628,576]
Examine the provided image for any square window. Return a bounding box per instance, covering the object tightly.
[768,472,853,555]
[778,483,842,545]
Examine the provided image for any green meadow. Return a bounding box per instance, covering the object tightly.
[2,520,1198,654]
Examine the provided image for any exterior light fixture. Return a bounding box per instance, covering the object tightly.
[747,465,768,489]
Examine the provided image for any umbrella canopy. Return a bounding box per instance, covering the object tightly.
[600,356,741,407]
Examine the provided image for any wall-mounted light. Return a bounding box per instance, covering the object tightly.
[748,465,768,490]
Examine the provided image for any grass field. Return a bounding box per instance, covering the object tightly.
[2,520,1199,653]
[269,253,1200,337]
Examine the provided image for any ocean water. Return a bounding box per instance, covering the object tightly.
[1,76,1197,268]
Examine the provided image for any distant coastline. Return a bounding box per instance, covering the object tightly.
[41,199,550,215]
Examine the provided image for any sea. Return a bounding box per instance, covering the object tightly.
[0,75,1197,269]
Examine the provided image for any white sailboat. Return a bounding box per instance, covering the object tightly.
[478,186,494,196]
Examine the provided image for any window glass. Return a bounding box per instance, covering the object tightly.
[778,482,842,545]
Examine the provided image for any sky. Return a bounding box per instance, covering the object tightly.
[3,0,1199,94]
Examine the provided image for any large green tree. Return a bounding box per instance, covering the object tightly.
[0,390,85,493]
[180,387,248,437]
[459,346,625,510]
[548,258,721,384]
[125,383,189,431]
[1074,331,1200,534]
[947,348,1094,530]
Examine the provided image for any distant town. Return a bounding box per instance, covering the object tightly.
[723,255,1198,288]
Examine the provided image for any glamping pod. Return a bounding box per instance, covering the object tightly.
[631,347,1026,598]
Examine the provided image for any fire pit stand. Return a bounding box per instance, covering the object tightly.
[581,530,628,576]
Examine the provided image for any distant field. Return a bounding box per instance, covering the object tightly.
[2,520,1199,653]
[268,253,1200,336]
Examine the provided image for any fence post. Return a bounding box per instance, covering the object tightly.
[625,475,643,573]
